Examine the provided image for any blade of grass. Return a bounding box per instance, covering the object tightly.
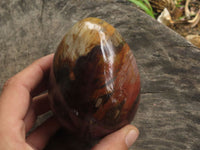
[129,0,155,18]
[129,0,154,18]
[143,0,152,11]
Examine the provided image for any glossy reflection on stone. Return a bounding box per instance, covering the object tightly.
[48,17,141,138]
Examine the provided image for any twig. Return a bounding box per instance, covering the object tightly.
[188,9,200,28]
[185,0,191,18]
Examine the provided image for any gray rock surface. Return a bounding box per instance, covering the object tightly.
[0,0,200,150]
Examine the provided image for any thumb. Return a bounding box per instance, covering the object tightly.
[92,125,139,150]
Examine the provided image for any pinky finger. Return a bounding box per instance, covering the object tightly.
[26,117,60,150]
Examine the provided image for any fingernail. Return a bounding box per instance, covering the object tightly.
[125,129,139,148]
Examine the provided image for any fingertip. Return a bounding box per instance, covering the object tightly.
[92,124,139,150]
[125,126,139,148]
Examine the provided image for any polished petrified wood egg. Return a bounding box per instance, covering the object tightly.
[48,17,140,138]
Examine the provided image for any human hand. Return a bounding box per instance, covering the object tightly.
[0,54,139,150]
[0,54,60,150]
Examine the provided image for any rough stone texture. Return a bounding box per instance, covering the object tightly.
[0,0,200,150]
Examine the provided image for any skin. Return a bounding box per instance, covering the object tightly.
[0,54,139,150]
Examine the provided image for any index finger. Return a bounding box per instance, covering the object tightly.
[0,54,54,122]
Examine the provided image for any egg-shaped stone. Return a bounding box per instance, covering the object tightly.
[48,17,140,138]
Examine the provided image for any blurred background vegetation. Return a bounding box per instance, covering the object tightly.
[128,0,200,48]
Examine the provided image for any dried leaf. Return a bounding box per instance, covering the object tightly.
[185,34,200,48]
[157,8,174,26]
